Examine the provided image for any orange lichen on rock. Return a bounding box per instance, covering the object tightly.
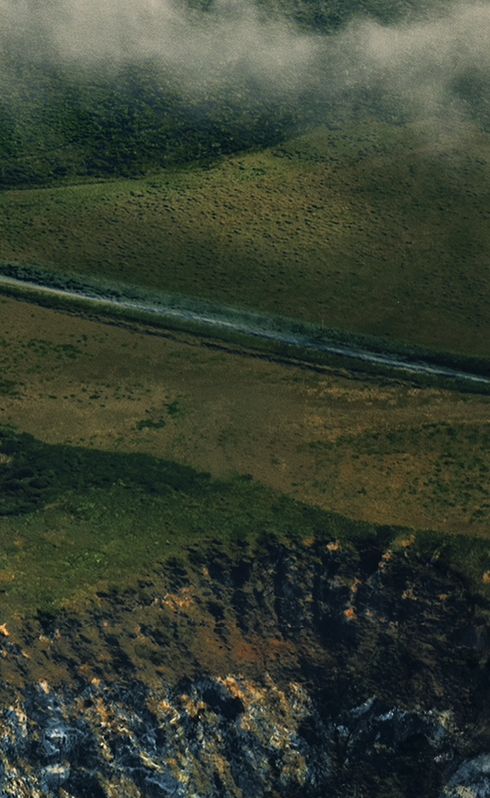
[162,588,195,612]
[326,540,341,552]
[149,699,180,726]
[379,550,394,570]
[217,676,264,709]
[180,694,207,719]
[303,537,316,548]
[94,697,112,727]
[0,624,10,637]
[401,535,416,549]
[344,607,356,621]
[483,572,490,585]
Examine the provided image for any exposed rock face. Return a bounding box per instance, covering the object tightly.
[1,536,490,797]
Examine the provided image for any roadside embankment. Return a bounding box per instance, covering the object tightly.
[1,265,490,393]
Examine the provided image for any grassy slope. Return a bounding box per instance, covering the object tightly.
[1,0,490,628]
[1,122,490,358]
[0,56,298,187]
[0,426,323,616]
[2,425,490,624]
[0,0,449,187]
[1,295,490,620]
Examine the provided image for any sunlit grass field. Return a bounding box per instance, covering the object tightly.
[2,121,490,359]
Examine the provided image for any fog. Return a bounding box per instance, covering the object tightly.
[0,0,321,97]
[1,0,490,135]
[335,3,490,133]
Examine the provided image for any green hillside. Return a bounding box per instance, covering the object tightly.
[1,0,488,188]
[2,0,490,361]
[2,122,490,360]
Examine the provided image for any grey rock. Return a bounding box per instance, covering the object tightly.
[442,755,490,797]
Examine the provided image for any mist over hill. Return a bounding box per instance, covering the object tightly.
[1,0,490,185]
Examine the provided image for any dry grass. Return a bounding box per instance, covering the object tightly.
[2,294,490,539]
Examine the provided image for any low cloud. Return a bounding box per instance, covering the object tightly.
[1,0,490,135]
[1,0,321,98]
[333,3,490,131]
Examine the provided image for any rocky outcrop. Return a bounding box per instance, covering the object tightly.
[1,535,490,797]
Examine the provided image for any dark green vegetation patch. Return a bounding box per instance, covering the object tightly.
[0,426,209,516]
[0,61,297,187]
[0,425,380,613]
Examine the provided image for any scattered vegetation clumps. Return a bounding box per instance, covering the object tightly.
[1,121,490,362]
[135,417,167,430]
[0,378,18,396]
